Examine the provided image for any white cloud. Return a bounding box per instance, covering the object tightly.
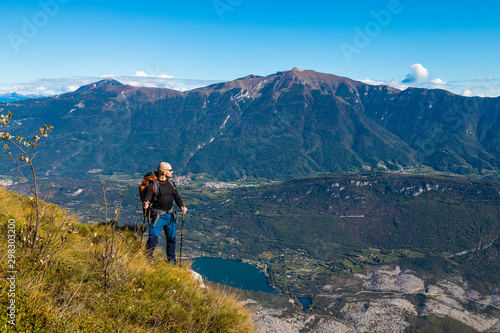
[141,82,159,88]
[360,63,498,96]
[359,76,500,97]
[402,63,429,83]
[360,78,385,85]
[461,89,472,97]
[133,71,174,79]
[430,78,446,85]
[0,75,220,98]
[134,71,154,77]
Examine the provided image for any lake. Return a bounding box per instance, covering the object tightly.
[191,257,276,294]
[191,257,312,311]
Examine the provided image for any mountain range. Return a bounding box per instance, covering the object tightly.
[1,68,499,180]
[0,92,40,103]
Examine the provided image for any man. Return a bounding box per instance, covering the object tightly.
[143,162,188,263]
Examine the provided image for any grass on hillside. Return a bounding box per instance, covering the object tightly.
[0,188,255,332]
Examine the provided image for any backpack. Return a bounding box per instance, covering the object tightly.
[139,171,178,204]
[139,171,160,204]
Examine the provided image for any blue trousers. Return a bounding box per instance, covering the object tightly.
[146,213,176,261]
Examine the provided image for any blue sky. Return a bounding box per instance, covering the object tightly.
[1,0,499,97]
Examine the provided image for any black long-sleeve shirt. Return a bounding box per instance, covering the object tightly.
[144,179,184,212]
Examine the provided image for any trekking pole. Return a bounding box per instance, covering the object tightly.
[179,213,185,266]
[141,208,147,245]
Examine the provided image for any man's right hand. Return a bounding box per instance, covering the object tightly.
[143,201,150,209]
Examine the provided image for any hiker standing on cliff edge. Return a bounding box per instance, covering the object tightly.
[142,162,188,263]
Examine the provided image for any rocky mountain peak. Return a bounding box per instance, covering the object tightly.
[270,67,368,94]
[76,78,124,92]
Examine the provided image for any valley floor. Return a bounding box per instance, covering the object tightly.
[240,265,500,333]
